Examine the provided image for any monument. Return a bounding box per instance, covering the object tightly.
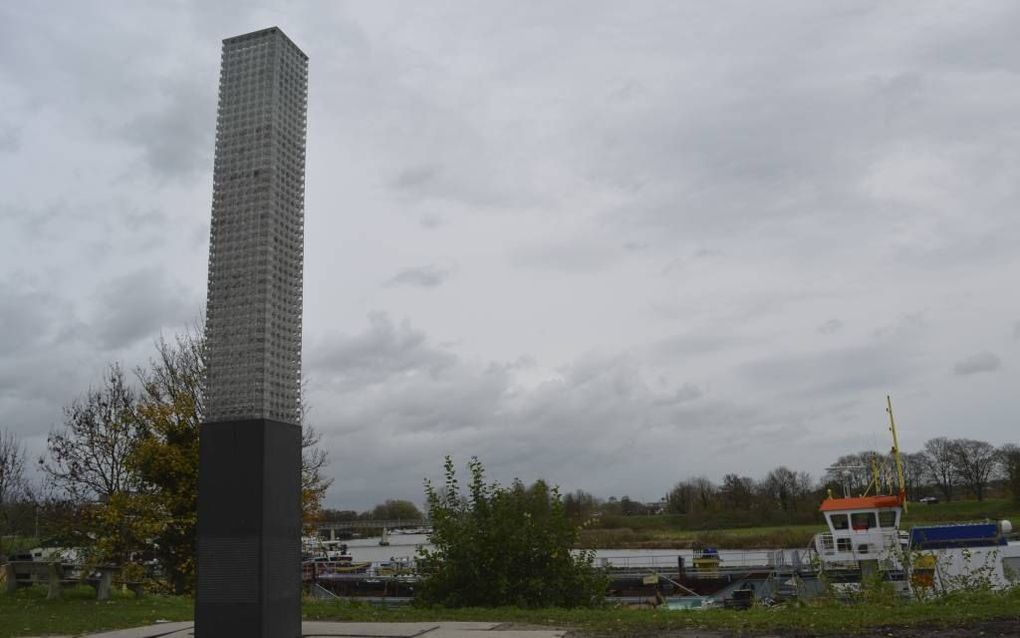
[196,27,308,638]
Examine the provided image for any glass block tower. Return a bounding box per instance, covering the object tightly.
[205,27,307,424]
[197,27,307,638]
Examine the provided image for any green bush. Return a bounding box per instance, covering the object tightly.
[417,457,606,608]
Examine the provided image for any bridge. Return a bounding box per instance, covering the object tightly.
[315,519,432,539]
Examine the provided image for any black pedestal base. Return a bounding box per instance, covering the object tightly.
[196,419,302,638]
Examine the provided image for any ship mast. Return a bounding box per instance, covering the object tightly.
[886,395,907,512]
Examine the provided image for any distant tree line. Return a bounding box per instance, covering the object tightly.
[556,436,1020,529]
[324,435,1020,531]
[0,327,333,595]
[320,499,424,523]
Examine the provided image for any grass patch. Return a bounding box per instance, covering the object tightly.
[3,586,1019,637]
[0,537,40,556]
[304,588,1020,636]
[904,498,1020,524]
[0,586,192,638]
[579,524,824,549]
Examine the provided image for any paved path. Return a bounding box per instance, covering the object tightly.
[26,621,569,638]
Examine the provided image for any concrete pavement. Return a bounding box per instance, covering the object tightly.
[25,621,569,638]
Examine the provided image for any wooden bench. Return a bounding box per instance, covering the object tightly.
[2,561,138,600]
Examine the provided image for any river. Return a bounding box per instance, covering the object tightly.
[341,533,808,569]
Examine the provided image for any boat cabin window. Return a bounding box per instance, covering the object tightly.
[851,512,876,530]
[877,510,897,528]
[829,513,849,530]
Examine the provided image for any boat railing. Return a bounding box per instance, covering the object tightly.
[598,554,680,571]
[814,529,901,564]
[599,549,813,574]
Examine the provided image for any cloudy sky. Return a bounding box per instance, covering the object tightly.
[2,1,1019,510]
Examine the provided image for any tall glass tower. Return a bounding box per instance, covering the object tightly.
[197,27,308,638]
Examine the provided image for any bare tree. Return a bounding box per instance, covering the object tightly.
[1,427,28,557]
[825,451,884,497]
[762,466,812,512]
[950,438,999,501]
[719,474,755,510]
[41,364,141,501]
[922,437,958,501]
[0,427,27,507]
[999,444,1020,505]
[563,490,599,520]
[301,424,334,528]
[691,476,717,512]
[901,451,929,500]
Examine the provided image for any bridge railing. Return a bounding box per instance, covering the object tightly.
[316,519,432,531]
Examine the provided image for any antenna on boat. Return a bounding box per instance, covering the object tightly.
[886,395,908,513]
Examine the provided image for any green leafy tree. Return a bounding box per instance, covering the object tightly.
[417,456,606,608]
[128,330,333,591]
[129,332,204,593]
[39,328,334,593]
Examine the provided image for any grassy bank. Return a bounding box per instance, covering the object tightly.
[902,498,1020,524]
[579,524,823,549]
[3,586,1019,637]
[581,498,1020,549]
[306,589,1020,636]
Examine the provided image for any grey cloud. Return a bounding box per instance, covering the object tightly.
[306,312,456,388]
[923,4,1020,73]
[647,332,748,360]
[419,213,444,229]
[510,235,620,273]
[872,312,927,340]
[121,77,216,180]
[660,248,720,275]
[90,268,195,350]
[1013,321,1020,340]
[390,165,440,192]
[5,2,1020,511]
[818,319,844,335]
[0,283,66,357]
[953,351,1002,376]
[740,343,918,399]
[653,383,703,405]
[0,125,19,152]
[385,265,451,288]
[307,344,735,508]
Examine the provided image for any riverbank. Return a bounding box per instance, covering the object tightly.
[580,498,1020,550]
[4,586,1019,638]
[578,524,822,549]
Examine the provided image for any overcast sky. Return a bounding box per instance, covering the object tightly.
[2,1,1019,510]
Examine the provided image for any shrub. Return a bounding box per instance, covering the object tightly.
[417,457,606,608]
